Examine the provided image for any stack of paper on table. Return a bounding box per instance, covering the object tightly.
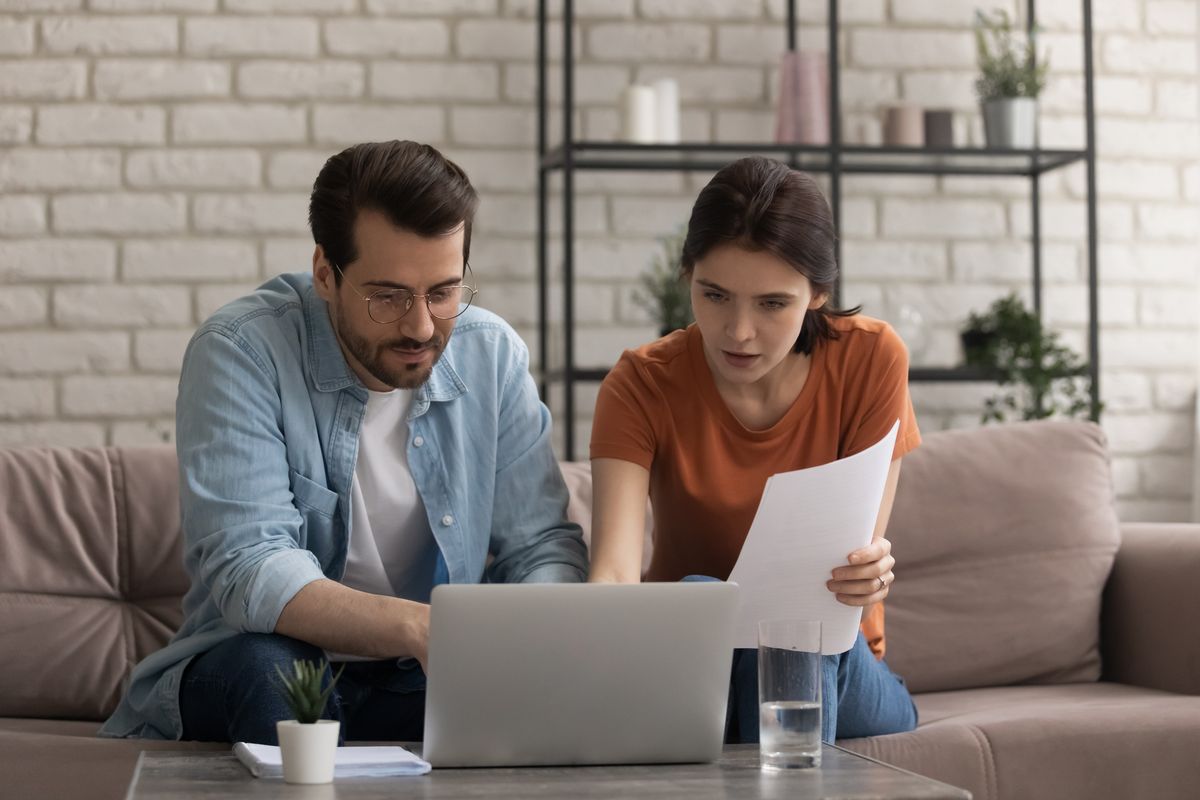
[234,742,431,778]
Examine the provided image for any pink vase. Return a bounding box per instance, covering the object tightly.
[775,51,829,145]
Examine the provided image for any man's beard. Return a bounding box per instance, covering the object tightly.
[335,312,445,390]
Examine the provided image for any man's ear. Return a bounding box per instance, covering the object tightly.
[313,245,335,302]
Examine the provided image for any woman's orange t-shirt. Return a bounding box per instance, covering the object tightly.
[589,314,921,660]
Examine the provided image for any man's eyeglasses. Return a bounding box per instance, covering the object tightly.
[331,262,479,324]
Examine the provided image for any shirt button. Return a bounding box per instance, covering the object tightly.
[413,436,424,447]
[441,514,454,526]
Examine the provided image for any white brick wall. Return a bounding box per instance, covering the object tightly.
[0,1,1195,520]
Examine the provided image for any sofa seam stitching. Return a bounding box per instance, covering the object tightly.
[111,447,136,676]
[966,723,999,800]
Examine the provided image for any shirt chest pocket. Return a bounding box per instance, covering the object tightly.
[289,468,340,519]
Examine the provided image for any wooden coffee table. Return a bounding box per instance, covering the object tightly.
[126,744,971,799]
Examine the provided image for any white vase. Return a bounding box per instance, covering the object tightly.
[276,719,340,784]
[981,97,1037,149]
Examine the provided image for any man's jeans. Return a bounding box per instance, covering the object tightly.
[178,619,916,746]
[179,633,426,744]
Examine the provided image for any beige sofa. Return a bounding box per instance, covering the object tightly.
[2,420,1199,799]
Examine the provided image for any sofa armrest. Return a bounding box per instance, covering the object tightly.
[1101,522,1200,694]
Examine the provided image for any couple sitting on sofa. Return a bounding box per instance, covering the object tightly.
[101,140,919,747]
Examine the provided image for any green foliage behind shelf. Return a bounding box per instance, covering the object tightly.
[632,226,693,336]
[961,293,1097,423]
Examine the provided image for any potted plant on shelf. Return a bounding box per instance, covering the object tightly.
[274,658,344,784]
[632,226,693,337]
[974,9,1048,149]
[960,292,1095,423]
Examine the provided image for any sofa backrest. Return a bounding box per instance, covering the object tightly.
[0,419,1121,720]
[881,419,1121,693]
[0,446,187,721]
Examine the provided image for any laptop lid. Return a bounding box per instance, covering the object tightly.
[422,582,740,768]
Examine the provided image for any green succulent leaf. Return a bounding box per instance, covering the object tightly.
[274,659,345,725]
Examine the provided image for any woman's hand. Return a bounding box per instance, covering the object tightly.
[826,537,895,606]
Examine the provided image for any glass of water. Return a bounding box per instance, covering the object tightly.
[758,619,822,770]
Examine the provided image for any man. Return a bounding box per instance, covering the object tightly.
[101,140,588,743]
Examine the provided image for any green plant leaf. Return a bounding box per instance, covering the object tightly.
[633,225,693,333]
[974,8,1049,100]
[960,292,1094,424]
[274,659,345,725]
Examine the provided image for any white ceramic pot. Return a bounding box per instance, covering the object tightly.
[981,97,1037,149]
[276,719,340,784]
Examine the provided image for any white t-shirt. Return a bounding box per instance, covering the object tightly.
[341,388,439,604]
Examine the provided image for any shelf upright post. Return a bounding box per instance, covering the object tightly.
[1028,0,1042,318]
[786,0,796,50]
[536,0,549,400]
[827,0,843,304]
[784,0,797,171]
[1082,0,1100,419]
[562,0,578,458]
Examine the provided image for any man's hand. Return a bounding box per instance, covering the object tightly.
[276,579,432,663]
[403,602,431,673]
[826,537,896,606]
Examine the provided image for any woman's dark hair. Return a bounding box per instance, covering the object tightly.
[309,140,479,282]
[680,156,859,354]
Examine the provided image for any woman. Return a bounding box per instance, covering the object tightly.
[588,156,920,743]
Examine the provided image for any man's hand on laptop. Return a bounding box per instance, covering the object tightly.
[826,536,895,606]
[275,579,431,668]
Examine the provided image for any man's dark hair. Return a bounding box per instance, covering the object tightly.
[681,156,859,355]
[309,140,479,282]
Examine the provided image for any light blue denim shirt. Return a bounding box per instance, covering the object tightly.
[101,272,587,740]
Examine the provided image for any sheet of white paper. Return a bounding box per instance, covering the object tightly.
[727,420,899,654]
[233,742,431,778]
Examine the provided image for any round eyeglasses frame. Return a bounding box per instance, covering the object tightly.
[330,261,479,324]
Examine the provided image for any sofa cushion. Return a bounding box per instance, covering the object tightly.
[844,683,1200,800]
[0,446,187,720]
[881,420,1121,693]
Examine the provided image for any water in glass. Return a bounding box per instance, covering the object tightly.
[759,699,821,770]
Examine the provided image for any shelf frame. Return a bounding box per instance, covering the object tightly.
[536,0,1101,459]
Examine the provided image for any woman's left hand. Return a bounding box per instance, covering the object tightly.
[826,537,895,606]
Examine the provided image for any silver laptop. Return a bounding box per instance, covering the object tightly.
[422,582,740,768]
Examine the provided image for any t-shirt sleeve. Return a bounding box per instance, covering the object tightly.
[844,324,921,461]
[589,352,658,470]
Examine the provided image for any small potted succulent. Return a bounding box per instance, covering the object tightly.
[274,658,344,784]
[974,9,1048,149]
[633,226,693,337]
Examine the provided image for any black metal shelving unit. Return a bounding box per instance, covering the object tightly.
[537,0,1099,459]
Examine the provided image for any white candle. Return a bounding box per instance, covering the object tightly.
[621,85,657,143]
[652,78,680,144]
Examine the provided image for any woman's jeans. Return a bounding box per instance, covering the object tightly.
[179,633,426,744]
[726,633,917,744]
[681,575,917,743]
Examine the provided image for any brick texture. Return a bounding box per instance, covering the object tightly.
[0,1,1193,520]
